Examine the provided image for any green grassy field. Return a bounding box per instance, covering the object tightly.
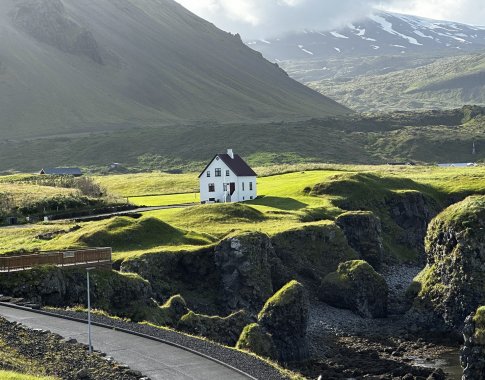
[1,165,484,262]
[0,372,57,380]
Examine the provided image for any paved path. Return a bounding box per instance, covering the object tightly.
[0,305,249,380]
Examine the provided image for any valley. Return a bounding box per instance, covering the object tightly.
[247,11,485,112]
[0,0,485,379]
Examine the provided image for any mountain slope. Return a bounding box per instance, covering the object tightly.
[0,0,350,140]
[308,52,485,112]
[246,11,485,112]
[248,11,485,60]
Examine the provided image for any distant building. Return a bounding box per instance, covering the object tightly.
[199,149,257,203]
[39,168,83,176]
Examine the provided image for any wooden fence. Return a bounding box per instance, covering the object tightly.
[0,248,112,272]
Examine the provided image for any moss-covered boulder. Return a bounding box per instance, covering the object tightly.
[237,280,309,362]
[270,223,358,289]
[236,323,276,359]
[177,309,251,346]
[461,306,485,379]
[152,294,188,326]
[409,196,485,330]
[336,211,384,270]
[214,232,274,312]
[319,260,388,318]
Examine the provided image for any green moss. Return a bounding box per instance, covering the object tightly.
[178,203,266,224]
[258,280,302,319]
[322,260,385,292]
[427,195,485,242]
[177,309,250,346]
[78,216,213,250]
[473,306,485,344]
[153,295,187,326]
[236,323,276,359]
[0,371,57,380]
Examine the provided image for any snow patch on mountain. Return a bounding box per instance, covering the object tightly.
[298,45,314,55]
[414,30,434,39]
[330,31,349,39]
[369,14,423,46]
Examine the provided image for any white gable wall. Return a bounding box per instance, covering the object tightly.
[199,156,257,203]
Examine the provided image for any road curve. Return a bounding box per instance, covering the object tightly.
[0,305,250,380]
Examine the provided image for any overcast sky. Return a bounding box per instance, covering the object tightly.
[175,0,485,39]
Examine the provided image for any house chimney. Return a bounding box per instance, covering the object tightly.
[227,149,234,159]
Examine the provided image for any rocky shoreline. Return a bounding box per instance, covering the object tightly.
[296,264,462,379]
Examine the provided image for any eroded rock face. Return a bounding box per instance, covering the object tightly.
[214,232,274,312]
[336,211,384,270]
[0,266,155,321]
[409,196,485,330]
[11,0,103,64]
[241,280,310,362]
[385,191,438,257]
[461,308,485,379]
[319,260,388,318]
[121,246,219,314]
[270,223,358,289]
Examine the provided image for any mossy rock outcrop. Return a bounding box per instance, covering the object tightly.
[461,306,485,379]
[336,211,384,270]
[121,246,220,314]
[153,294,188,327]
[214,232,274,312]
[0,266,157,321]
[409,196,485,330]
[237,280,309,362]
[122,225,357,316]
[311,173,440,261]
[236,323,276,359]
[270,223,358,289]
[319,260,388,318]
[178,309,251,346]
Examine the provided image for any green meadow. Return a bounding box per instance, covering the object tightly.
[1,165,484,262]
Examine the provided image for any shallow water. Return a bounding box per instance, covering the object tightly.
[412,349,462,380]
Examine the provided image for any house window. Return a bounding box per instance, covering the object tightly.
[249,182,253,191]
[250,196,253,200]
[215,168,221,177]
[242,182,245,191]
[208,183,215,192]
[206,171,210,177]
[226,170,230,176]
[223,183,228,191]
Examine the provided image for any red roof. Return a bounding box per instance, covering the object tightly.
[198,154,257,178]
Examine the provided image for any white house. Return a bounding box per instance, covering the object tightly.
[199,149,257,203]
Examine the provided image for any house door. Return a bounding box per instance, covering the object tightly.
[230,183,236,195]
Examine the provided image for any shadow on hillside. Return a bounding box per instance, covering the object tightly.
[248,196,307,211]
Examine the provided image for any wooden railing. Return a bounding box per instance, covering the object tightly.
[0,248,112,272]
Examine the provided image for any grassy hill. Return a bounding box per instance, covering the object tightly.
[307,52,485,112]
[2,165,485,262]
[1,106,483,172]
[0,0,349,140]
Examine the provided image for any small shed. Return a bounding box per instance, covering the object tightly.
[39,168,83,176]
